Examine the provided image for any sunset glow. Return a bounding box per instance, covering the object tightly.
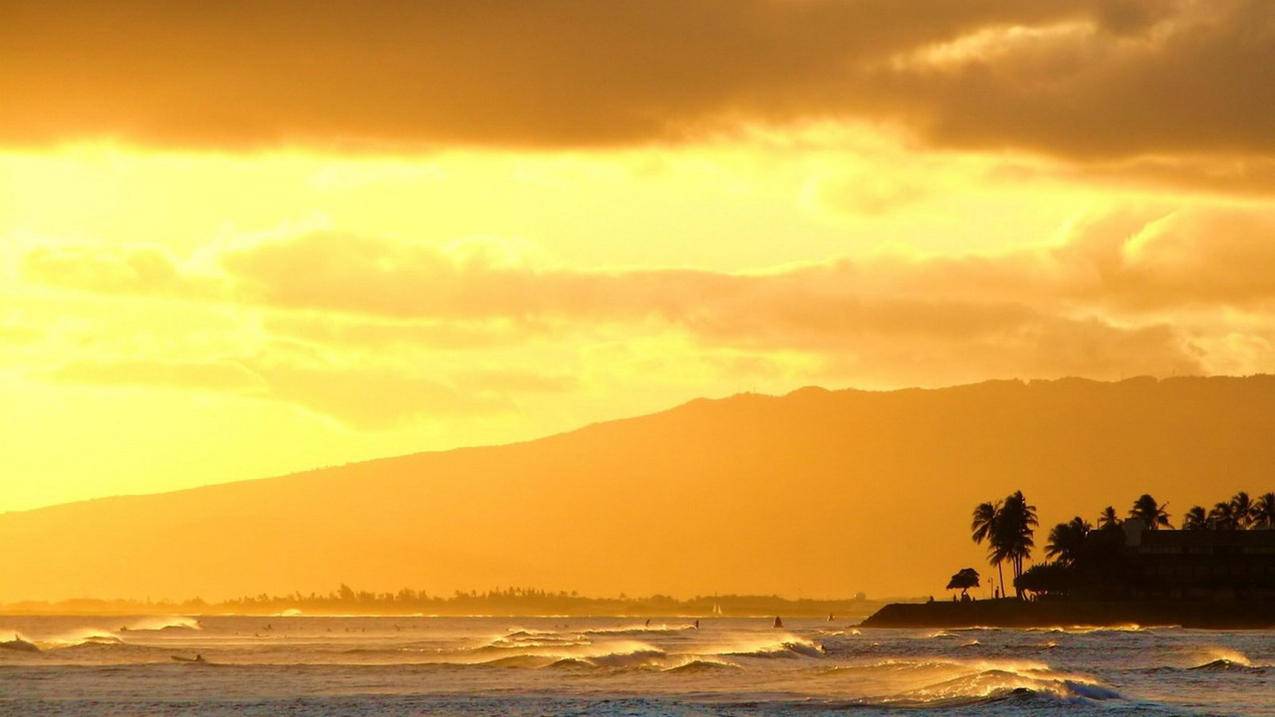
[6,1,1275,516]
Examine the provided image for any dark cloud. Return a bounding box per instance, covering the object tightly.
[5,0,1266,166]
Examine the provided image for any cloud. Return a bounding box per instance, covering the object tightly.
[264,314,545,350]
[210,206,1275,325]
[21,197,1275,410]
[52,359,265,392]
[3,0,1269,169]
[31,208,1275,389]
[46,355,508,428]
[21,244,218,298]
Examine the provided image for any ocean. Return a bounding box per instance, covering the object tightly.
[0,615,1271,715]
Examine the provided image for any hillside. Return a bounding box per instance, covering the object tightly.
[3,375,1275,603]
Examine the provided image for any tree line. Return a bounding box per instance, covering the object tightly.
[951,490,1275,600]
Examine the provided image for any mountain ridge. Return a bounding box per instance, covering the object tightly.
[4,374,1274,602]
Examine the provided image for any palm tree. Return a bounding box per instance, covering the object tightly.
[1252,492,1275,530]
[1208,501,1240,530]
[1046,517,1091,566]
[1182,505,1209,530]
[1230,491,1255,529]
[999,491,1038,596]
[1129,494,1171,530]
[971,501,1005,597]
[1091,502,1122,530]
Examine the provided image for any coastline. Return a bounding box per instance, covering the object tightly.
[859,599,1275,629]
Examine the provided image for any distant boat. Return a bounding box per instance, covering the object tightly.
[0,634,39,653]
[773,616,784,629]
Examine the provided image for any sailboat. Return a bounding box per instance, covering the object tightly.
[712,602,723,616]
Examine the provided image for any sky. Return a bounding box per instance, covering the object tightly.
[3,0,1275,514]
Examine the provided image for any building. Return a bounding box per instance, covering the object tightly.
[1122,519,1275,600]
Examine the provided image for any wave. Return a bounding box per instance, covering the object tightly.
[1027,623,1171,635]
[882,665,1120,707]
[474,628,595,652]
[538,648,668,670]
[479,654,559,669]
[122,616,201,632]
[1190,648,1269,672]
[663,657,741,673]
[467,636,670,669]
[582,624,696,636]
[0,633,40,653]
[580,648,667,668]
[718,635,825,659]
[41,628,123,648]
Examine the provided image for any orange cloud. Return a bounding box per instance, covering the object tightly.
[4,0,1266,172]
[21,244,214,298]
[32,207,1274,396]
[52,359,264,392]
[47,356,534,428]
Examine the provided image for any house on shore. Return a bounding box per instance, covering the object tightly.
[1122,519,1275,600]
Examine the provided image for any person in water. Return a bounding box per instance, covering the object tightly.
[773,616,783,628]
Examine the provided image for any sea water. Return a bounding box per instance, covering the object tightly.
[1,615,1272,715]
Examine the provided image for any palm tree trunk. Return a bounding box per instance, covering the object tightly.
[997,563,1005,599]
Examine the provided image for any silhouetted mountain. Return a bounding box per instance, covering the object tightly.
[4,375,1275,602]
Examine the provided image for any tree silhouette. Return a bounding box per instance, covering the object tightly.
[1252,492,1275,529]
[1001,491,1038,596]
[946,567,980,599]
[1208,500,1240,530]
[1182,505,1209,530]
[971,491,1036,599]
[970,500,1005,598]
[1097,506,1122,532]
[1129,494,1171,530]
[1046,517,1090,566]
[1230,491,1255,529]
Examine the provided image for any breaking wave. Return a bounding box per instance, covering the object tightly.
[1189,648,1269,672]
[40,628,123,648]
[718,635,825,658]
[663,657,741,673]
[122,616,201,632]
[877,661,1120,707]
[582,623,696,635]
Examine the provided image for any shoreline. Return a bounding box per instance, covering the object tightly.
[859,599,1275,629]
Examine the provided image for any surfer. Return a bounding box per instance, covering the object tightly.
[645,619,650,628]
[773,616,784,629]
[693,619,699,630]
[1,633,39,653]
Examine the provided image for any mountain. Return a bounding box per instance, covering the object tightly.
[4,375,1275,603]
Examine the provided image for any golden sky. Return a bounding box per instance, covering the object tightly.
[3,0,1275,513]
